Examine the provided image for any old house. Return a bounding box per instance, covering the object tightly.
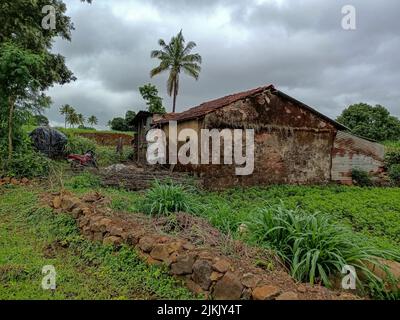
[133,85,385,189]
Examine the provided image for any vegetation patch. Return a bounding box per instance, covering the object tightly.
[245,204,399,299]
[0,187,193,300]
[140,181,198,216]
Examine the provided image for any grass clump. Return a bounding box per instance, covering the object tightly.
[246,203,399,298]
[140,181,198,216]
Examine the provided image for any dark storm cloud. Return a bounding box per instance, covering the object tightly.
[46,0,400,128]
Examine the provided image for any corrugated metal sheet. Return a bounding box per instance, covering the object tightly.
[331,131,385,184]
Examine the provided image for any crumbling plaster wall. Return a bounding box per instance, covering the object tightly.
[173,91,337,189]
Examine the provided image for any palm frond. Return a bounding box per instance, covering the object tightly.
[182,53,202,64]
[182,64,201,80]
[150,63,170,78]
[182,41,197,55]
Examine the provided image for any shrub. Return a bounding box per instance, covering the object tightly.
[246,204,398,296]
[352,169,372,186]
[385,150,400,168]
[140,181,197,216]
[388,164,400,186]
[65,134,97,155]
[0,141,51,178]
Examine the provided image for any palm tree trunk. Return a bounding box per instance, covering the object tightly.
[7,96,16,162]
[172,79,178,113]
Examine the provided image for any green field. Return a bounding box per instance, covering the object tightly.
[84,181,400,252]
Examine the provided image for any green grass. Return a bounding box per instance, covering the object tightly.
[57,127,133,136]
[246,203,399,298]
[191,185,400,299]
[23,125,133,136]
[61,174,400,252]
[383,140,400,150]
[192,185,400,251]
[58,174,400,298]
[140,181,199,216]
[0,186,193,300]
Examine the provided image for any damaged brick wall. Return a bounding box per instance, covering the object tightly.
[179,91,337,189]
[331,131,385,184]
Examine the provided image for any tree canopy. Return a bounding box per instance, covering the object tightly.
[139,84,166,114]
[109,117,129,132]
[150,30,201,112]
[337,103,400,141]
[0,0,92,159]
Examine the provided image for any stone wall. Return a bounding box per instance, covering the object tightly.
[47,191,358,300]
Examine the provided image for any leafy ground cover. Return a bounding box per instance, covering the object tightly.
[0,186,193,300]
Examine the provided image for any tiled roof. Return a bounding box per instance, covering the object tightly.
[155,84,348,130]
[156,85,275,124]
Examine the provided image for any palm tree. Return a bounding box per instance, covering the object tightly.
[150,30,202,113]
[88,115,98,127]
[59,104,74,128]
[77,113,85,127]
[67,111,80,128]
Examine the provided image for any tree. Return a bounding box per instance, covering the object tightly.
[77,113,85,127]
[150,30,202,113]
[87,115,98,127]
[337,103,400,141]
[0,43,47,160]
[125,111,136,130]
[0,0,92,160]
[139,84,166,114]
[66,110,79,128]
[109,117,128,132]
[59,104,74,128]
[34,114,49,126]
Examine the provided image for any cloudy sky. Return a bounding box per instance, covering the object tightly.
[46,0,400,128]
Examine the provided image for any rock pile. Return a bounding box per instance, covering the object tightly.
[0,177,30,186]
[48,191,362,300]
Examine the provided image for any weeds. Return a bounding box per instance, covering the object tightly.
[140,180,199,216]
[246,203,399,299]
[64,171,101,190]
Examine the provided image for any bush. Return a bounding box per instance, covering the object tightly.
[388,164,400,186]
[0,141,51,178]
[352,169,372,186]
[65,134,97,155]
[385,150,400,168]
[140,181,197,216]
[246,204,398,296]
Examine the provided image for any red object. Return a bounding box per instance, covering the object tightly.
[67,150,97,167]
